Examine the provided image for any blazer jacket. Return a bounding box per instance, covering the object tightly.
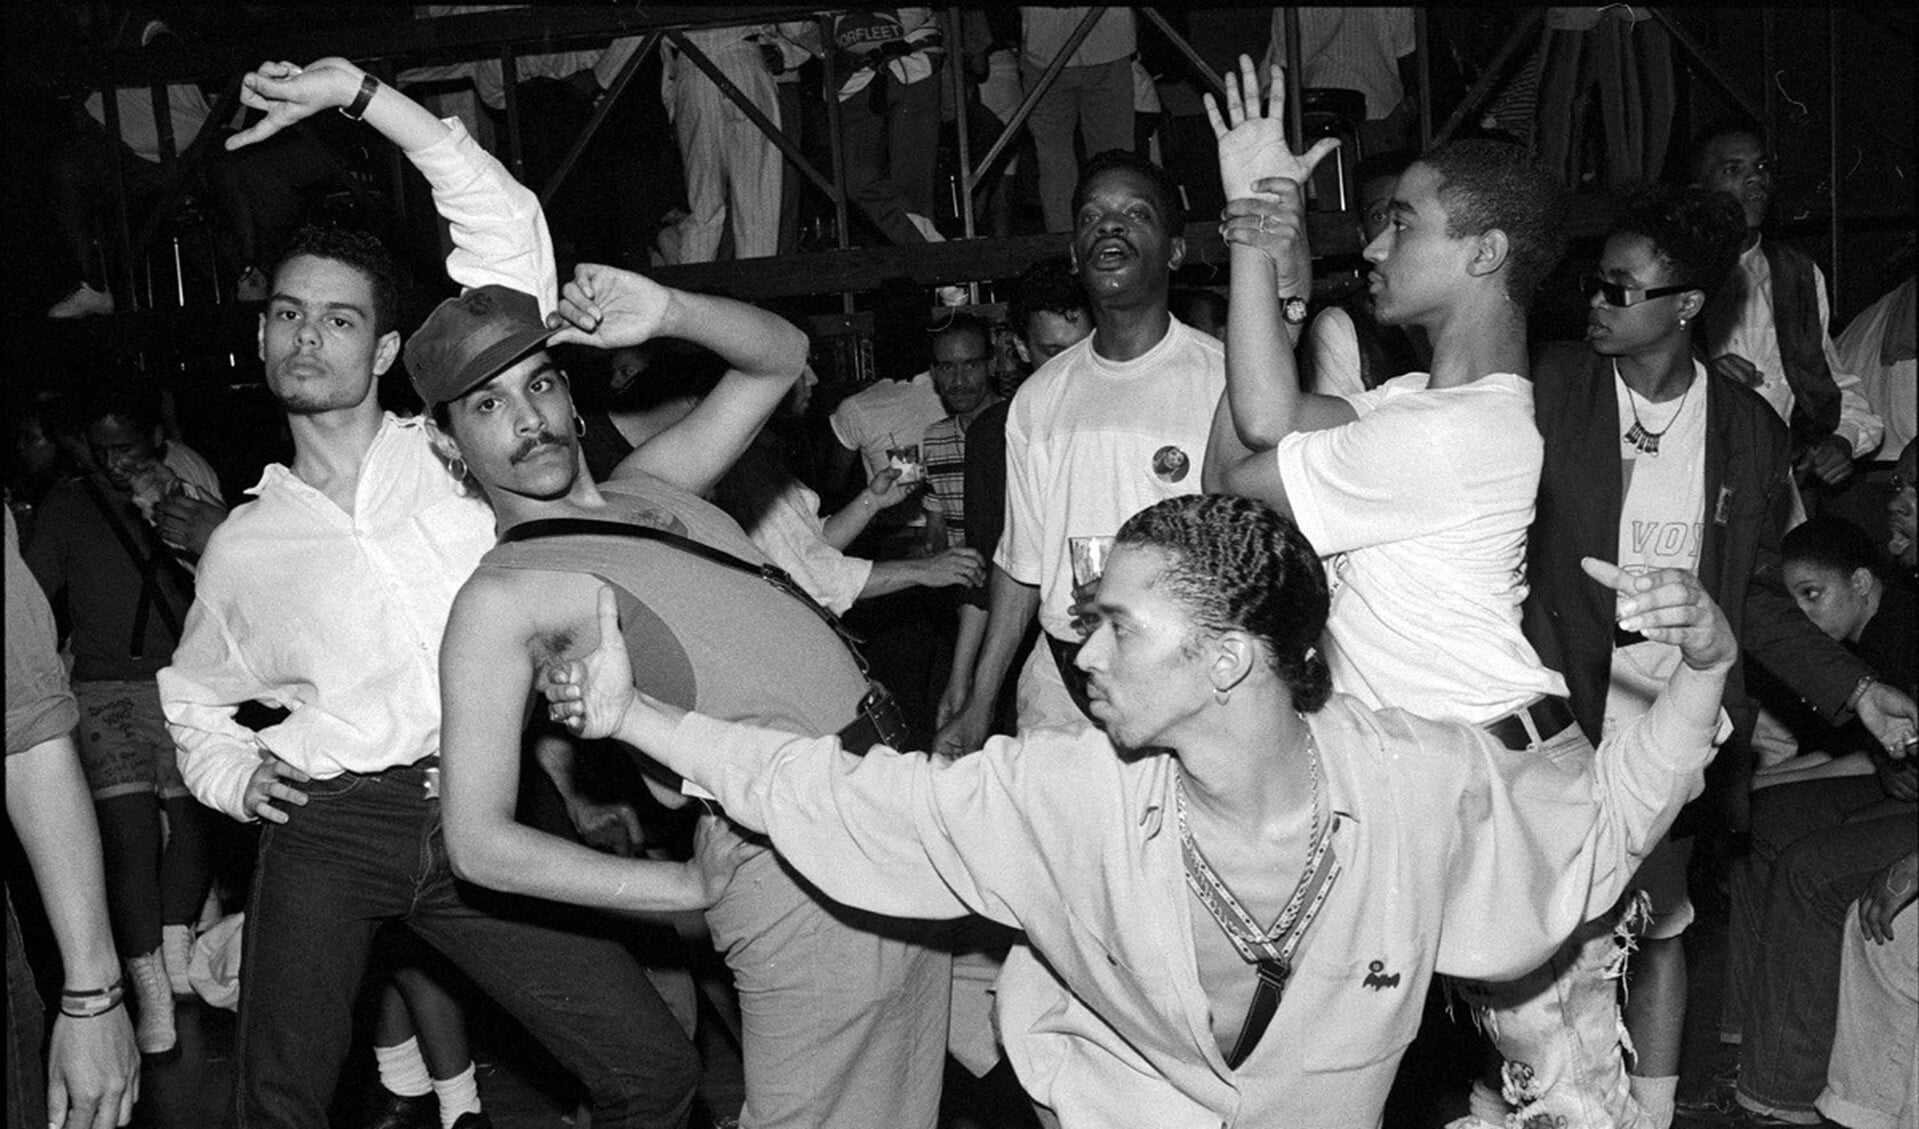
[1523,342,1871,747]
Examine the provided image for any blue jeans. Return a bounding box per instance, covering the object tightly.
[235,760,698,1129]
[1727,776,1916,1117]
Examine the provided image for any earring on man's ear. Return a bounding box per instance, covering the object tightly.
[1213,686,1231,706]
[1677,316,1689,330]
[574,413,587,438]
[446,456,468,486]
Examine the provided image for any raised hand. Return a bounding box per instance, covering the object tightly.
[1580,559,1736,671]
[1204,54,1340,203]
[547,264,673,350]
[544,586,638,741]
[1218,176,1313,265]
[226,57,365,151]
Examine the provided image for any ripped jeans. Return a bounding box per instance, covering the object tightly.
[1452,894,1656,1129]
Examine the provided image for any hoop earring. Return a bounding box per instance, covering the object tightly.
[447,456,467,483]
[1213,687,1231,706]
[574,413,587,438]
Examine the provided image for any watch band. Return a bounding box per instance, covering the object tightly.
[339,73,380,121]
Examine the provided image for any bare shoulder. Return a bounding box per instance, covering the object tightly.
[451,564,610,666]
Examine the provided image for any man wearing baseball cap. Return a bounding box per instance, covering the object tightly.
[404,196,957,1129]
[158,58,707,1128]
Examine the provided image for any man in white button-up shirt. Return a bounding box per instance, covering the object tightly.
[158,59,700,1129]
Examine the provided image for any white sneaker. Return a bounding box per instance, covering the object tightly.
[162,923,195,998]
[126,949,177,1054]
[47,282,114,319]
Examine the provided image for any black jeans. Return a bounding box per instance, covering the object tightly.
[234,759,698,1128]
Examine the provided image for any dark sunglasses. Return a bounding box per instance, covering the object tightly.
[1582,275,1695,308]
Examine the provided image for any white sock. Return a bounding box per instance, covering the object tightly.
[1631,1074,1678,1129]
[373,1036,432,1098]
[432,1062,481,1129]
[1469,1078,1509,1125]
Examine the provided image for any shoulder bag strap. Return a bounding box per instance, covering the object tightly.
[78,476,184,651]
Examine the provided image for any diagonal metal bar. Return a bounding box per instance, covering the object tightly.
[947,8,976,243]
[1646,8,1765,128]
[1430,8,1543,150]
[1415,8,1433,150]
[664,28,840,201]
[964,6,1107,195]
[128,74,245,289]
[539,31,660,207]
[1136,8,1228,102]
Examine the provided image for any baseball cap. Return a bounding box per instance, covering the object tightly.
[404,284,557,411]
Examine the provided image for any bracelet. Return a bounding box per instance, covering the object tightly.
[60,976,124,999]
[339,72,380,121]
[61,993,126,1020]
[1846,673,1878,713]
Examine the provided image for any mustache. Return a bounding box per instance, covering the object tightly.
[510,431,569,464]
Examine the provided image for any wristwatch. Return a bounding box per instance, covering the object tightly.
[1280,295,1309,326]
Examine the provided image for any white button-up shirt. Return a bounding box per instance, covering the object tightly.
[159,117,550,821]
[680,686,1717,1129]
[159,419,495,820]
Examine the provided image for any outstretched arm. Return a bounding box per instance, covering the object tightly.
[1439,562,1735,980]
[542,587,1043,925]
[1206,56,1356,450]
[550,264,807,496]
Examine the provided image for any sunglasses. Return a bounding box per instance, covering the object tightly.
[1582,275,1696,308]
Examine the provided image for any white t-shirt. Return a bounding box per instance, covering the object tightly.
[830,372,947,482]
[1605,364,1708,735]
[999,318,1224,640]
[1275,372,1565,723]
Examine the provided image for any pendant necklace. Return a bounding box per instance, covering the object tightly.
[1618,359,1691,456]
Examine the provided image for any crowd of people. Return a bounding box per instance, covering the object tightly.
[6,15,1917,1129]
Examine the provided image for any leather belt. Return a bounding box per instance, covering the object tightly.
[1482,696,1578,751]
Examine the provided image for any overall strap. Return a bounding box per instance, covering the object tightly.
[78,476,184,654]
[500,517,874,677]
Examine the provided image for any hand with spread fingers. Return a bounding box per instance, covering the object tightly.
[1579,558,1736,672]
[1205,54,1340,205]
[226,57,365,151]
[546,263,674,350]
[242,751,311,825]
